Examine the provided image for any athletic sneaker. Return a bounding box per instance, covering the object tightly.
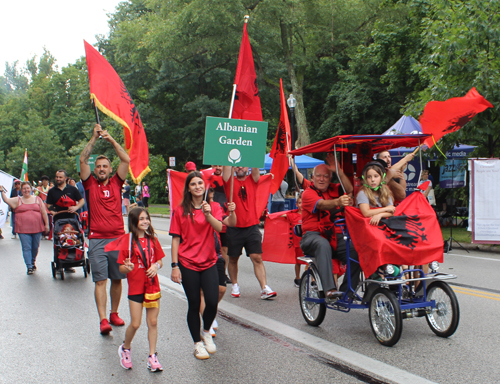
[118,344,132,369]
[294,278,301,288]
[209,327,216,337]
[231,283,240,298]
[27,268,34,275]
[261,285,277,300]
[147,353,163,372]
[100,319,112,335]
[194,341,210,360]
[201,331,217,354]
[212,319,218,330]
[110,312,125,326]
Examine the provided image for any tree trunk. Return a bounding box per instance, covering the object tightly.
[280,20,310,148]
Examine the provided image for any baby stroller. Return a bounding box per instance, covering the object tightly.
[51,213,90,280]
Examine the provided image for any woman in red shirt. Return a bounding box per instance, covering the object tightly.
[169,171,236,360]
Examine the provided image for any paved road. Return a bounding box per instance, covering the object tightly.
[1,216,500,383]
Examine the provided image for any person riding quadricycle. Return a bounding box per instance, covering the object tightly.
[289,134,459,347]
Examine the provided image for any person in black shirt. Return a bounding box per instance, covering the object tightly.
[46,170,85,221]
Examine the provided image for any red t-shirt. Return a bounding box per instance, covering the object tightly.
[169,202,224,271]
[82,174,125,239]
[302,183,343,235]
[223,176,259,228]
[301,178,312,190]
[117,236,165,295]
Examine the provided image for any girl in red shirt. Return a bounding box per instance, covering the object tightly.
[116,208,165,372]
[169,171,236,360]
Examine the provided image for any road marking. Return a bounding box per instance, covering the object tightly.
[446,253,500,262]
[158,275,436,384]
[452,287,500,302]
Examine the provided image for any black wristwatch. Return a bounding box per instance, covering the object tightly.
[171,262,179,268]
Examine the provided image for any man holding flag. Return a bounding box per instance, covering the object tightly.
[80,124,130,335]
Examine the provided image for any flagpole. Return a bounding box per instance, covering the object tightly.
[92,100,103,139]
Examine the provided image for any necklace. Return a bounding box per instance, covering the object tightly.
[191,202,203,210]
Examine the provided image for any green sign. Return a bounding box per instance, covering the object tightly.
[76,155,98,173]
[203,117,268,168]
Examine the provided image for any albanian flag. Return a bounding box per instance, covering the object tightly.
[231,22,262,121]
[269,79,291,194]
[84,40,151,183]
[262,210,299,264]
[345,192,443,277]
[420,87,493,148]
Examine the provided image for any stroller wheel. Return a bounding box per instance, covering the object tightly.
[60,269,65,281]
[51,262,57,279]
[84,260,88,278]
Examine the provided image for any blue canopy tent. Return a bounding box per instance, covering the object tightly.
[260,153,323,171]
[382,115,422,135]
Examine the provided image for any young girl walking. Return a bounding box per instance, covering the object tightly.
[356,161,395,225]
[115,207,165,372]
[169,172,236,360]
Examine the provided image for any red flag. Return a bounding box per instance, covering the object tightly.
[417,180,431,191]
[420,87,493,148]
[84,40,151,183]
[269,79,292,194]
[231,22,262,121]
[56,195,77,208]
[345,192,443,277]
[262,211,297,263]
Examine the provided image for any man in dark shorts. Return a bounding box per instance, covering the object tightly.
[79,123,130,335]
[222,166,276,300]
[46,169,85,272]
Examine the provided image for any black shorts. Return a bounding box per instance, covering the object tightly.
[216,257,226,287]
[128,294,145,303]
[219,232,228,247]
[226,225,262,257]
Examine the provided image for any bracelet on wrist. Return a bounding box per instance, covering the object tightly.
[155,262,161,269]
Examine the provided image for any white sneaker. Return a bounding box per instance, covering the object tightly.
[209,326,216,337]
[212,319,218,330]
[261,285,277,300]
[231,283,240,298]
[194,341,210,360]
[201,331,217,354]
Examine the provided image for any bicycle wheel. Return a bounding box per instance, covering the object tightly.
[299,270,326,326]
[369,288,403,346]
[426,281,460,337]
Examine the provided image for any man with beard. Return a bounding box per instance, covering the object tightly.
[80,124,130,335]
[375,151,414,202]
[222,166,277,300]
[46,170,85,270]
[46,170,85,221]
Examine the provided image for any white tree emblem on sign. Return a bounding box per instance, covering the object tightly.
[228,149,241,164]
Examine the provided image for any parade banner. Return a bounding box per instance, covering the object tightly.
[203,117,268,168]
[439,159,467,188]
[0,171,15,229]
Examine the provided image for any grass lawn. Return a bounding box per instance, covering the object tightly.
[148,205,170,215]
[441,226,471,243]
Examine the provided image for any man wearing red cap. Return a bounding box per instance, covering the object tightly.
[185,162,197,172]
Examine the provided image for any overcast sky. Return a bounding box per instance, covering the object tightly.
[1,0,124,73]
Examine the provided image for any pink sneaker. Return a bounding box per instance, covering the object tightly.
[109,312,125,326]
[118,344,132,369]
[147,353,163,372]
